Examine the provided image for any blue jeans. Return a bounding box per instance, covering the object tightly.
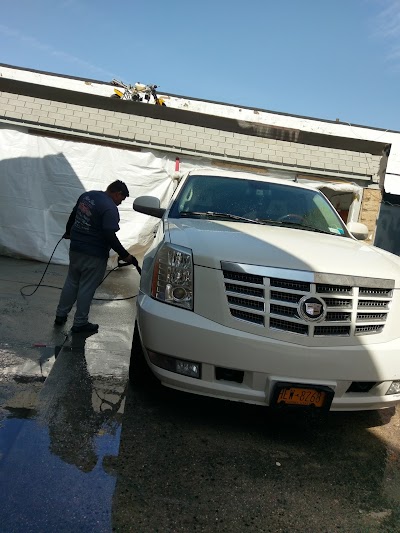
[56,250,107,326]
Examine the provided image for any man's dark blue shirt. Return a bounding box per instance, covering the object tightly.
[70,191,121,258]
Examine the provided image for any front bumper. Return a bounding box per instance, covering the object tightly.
[137,293,400,411]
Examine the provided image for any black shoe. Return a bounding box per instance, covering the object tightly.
[71,322,99,333]
[54,315,68,326]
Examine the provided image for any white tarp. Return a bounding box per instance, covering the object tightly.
[0,127,208,265]
[0,126,362,266]
[383,173,400,195]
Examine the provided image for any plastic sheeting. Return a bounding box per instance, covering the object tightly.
[0,127,206,265]
[0,126,362,265]
[298,178,361,195]
[383,173,400,195]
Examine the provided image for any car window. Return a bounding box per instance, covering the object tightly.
[169,175,347,236]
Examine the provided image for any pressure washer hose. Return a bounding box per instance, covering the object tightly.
[19,237,140,301]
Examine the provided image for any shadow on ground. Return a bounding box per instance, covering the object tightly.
[110,381,400,532]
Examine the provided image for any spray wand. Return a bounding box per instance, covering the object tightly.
[118,256,142,275]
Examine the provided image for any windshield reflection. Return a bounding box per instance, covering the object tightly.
[170,175,348,236]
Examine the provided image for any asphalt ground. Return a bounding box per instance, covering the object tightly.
[1,255,400,532]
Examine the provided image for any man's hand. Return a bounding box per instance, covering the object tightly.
[122,255,141,273]
[122,254,136,266]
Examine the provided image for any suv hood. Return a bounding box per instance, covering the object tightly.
[166,218,400,284]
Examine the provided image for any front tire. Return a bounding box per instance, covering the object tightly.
[129,322,159,388]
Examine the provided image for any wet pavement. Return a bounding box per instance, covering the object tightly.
[0,256,136,532]
[1,256,400,532]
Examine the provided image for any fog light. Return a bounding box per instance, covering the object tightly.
[386,381,400,395]
[176,360,200,378]
[148,350,201,379]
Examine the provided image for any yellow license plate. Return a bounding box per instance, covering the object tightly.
[277,386,325,407]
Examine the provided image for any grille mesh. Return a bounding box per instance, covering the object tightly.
[359,287,392,297]
[358,300,389,308]
[314,325,351,336]
[316,284,352,294]
[225,283,264,298]
[326,312,351,322]
[230,308,264,325]
[223,269,392,337]
[224,271,263,285]
[271,278,310,291]
[228,295,264,311]
[270,318,308,335]
[271,290,301,304]
[270,303,298,318]
[323,298,352,307]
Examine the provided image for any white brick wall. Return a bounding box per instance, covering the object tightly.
[0,90,382,180]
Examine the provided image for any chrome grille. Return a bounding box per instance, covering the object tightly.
[223,267,393,337]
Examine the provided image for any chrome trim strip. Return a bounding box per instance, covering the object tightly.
[221,261,395,289]
[221,262,314,283]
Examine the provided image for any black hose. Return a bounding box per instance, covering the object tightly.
[19,238,139,301]
[20,236,64,297]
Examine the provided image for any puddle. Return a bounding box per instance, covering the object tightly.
[0,409,121,532]
[0,339,127,532]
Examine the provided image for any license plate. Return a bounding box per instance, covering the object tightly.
[277,386,325,407]
[272,383,334,410]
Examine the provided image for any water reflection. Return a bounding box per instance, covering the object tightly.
[45,331,126,472]
[48,337,98,472]
[0,332,127,532]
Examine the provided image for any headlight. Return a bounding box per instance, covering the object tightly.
[151,243,193,310]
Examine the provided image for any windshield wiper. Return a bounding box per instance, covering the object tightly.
[180,211,212,217]
[277,221,336,235]
[179,212,340,235]
[254,218,283,226]
[180,211,266,225]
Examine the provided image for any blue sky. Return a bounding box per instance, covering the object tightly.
[1,0,400,131]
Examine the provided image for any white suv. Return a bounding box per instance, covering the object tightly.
[130,169,400,412]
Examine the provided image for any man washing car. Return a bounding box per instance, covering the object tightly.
[55,179,138,333]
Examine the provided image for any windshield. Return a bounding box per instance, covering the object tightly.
[168,175,348,236]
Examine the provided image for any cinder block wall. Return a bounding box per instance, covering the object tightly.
[0,88,382,181]
[359,189,382,244]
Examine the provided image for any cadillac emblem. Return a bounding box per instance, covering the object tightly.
[298,296,326,322]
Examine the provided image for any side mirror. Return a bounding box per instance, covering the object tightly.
[133,196,165,219]
[346,221,369,240]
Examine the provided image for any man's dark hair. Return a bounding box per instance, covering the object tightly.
[107,180,129,197]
